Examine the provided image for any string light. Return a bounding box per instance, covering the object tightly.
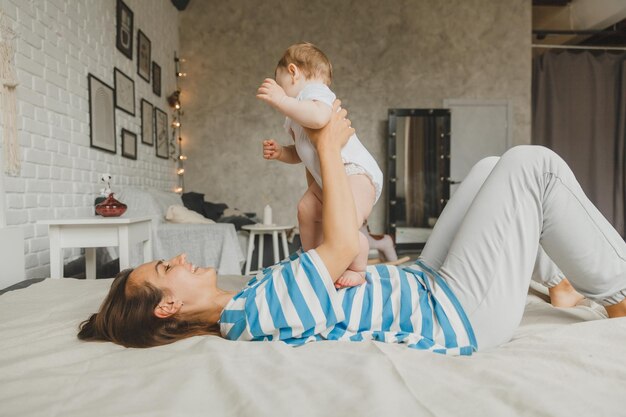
[170,52,187,194]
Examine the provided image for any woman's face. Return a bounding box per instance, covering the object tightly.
[129,254,218,317]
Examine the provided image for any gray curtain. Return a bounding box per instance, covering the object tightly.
[532,51,626,238]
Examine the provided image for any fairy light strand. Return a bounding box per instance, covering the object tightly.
[170,52,187,194]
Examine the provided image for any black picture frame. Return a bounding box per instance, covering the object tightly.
[115,0,133,59]
[152,61,161,97]
[137,30,151,82]
[88,74,116,154]
[141,99,154,145]
[155,107,169,159]
[114,68,135,116]
[121,129,138,160]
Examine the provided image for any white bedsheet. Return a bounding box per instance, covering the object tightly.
[1,277,625,417]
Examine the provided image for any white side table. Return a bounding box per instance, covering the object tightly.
[242,224,293,275]
[38,216,153,279]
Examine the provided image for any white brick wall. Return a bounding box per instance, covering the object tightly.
[0,0,181,279]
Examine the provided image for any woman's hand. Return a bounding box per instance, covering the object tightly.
[304,100,354,152]
[262,139,283,160]
[256,78,287,110]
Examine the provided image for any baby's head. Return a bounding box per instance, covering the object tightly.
[275,42,332,97]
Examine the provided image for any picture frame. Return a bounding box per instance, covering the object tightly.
[121,129,137,160]
[141,99,154,146]
[137,30,151,82]
[152,61,161,97]
[154,107,169,159]
[115,0,133,59]
[88,74,116,154]
[114,68,135,116]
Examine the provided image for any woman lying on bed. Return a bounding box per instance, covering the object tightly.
[78,100,626,355]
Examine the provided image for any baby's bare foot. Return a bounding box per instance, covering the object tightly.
[335,270,366,289]
[549,278,585,308]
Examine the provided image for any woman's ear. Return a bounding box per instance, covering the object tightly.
[154,298,183,319]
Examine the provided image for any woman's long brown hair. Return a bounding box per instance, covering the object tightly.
[77,269,220,348]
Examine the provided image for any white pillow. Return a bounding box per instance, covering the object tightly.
[165,205,215,224]
[223,207,246,217]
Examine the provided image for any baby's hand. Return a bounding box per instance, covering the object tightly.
[257,78,287,109]
[263,139,282,160]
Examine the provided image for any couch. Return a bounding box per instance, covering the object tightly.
[113,187,245,275]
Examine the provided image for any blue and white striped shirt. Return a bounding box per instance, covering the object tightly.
[220,250,477,355]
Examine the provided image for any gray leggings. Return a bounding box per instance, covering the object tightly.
[418,146,626,349]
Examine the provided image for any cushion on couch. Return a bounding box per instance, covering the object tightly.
[203,201,228,221]
[181,192,228,221]
[181,192,206,216]
[166,205,215,224]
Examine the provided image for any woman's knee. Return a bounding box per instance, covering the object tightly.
[498,145,564,175]
[501,145,557,164]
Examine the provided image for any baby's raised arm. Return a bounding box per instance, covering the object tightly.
[257,78,332,129]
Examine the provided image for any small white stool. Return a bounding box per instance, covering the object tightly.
[242,224,293,275]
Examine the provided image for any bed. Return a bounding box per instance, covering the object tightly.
[1,276,625,417]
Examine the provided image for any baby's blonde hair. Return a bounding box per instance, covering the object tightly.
[277,42,333,85]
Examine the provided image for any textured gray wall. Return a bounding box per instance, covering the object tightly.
[179,0,531,232]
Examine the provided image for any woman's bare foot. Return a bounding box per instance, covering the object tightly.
[335,270,366,289]
[548,278,585,307]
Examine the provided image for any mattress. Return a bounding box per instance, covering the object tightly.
[1,277,625,417]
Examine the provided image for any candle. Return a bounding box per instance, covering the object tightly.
[263,205,273,225]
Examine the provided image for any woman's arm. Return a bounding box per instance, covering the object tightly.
[304,100,359,281]
[257,78,332,128]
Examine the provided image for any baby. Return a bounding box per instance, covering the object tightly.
[257,42,383,288]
